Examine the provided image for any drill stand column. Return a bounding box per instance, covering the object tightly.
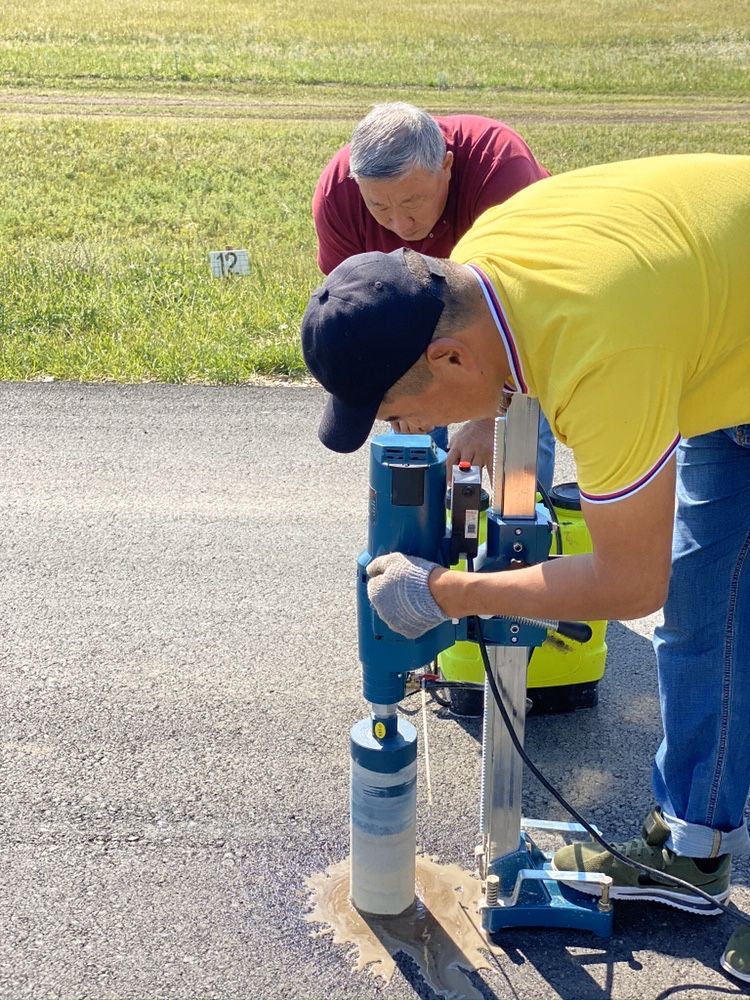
[477,396,613,937]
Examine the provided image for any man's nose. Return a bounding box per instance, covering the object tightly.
[390,213,414,234]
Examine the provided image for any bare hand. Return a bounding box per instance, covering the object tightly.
[446,419,496,479]
[390,419,434,435]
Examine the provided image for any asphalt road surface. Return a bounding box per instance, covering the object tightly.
[2,382,748,1000]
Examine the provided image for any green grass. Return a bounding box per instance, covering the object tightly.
[0,119,319,381]
[0,0,748,382]
[1,117,748,383]
[1,0,748,95]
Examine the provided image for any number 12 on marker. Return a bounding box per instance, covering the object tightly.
[209,250,250,277]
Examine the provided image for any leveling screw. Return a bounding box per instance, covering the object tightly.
[485,874,500,907]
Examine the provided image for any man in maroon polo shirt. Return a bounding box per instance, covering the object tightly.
[311,102,555,488]
[313,103,549,274]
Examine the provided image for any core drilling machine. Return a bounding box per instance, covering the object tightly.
[351,395,614,935]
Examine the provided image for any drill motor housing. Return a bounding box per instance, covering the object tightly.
[356,433,552,706]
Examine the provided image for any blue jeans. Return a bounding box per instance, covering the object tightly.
[431,410,556,492]
[652,425,750,858]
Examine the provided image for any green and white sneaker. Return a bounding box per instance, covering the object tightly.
[721,926,750,984]
[550,809,731,915]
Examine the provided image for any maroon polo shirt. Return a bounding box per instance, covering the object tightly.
[312,114,549,275]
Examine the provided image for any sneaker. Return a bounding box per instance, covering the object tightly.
[550,808,731,915]
[721,926,750,983]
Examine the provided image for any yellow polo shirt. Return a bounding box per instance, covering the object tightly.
[451,154,750,502]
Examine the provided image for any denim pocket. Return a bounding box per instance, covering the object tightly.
[724,424,750,448]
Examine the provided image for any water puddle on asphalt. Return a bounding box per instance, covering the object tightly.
[305,855,501,999]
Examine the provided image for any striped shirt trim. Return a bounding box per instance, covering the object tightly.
[580,435,681,505]
[467,264,528,394]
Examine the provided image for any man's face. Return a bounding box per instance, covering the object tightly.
[356,154,453,243]
[376,364,503,434]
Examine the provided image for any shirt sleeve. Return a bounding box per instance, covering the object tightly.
[552,348,682,504]
[312,180,365,275]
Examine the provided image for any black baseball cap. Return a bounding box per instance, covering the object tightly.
[301,249,445,452]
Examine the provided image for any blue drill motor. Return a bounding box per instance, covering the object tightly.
[355,433,554,706]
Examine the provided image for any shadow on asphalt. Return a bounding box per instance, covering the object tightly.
[489,907,749,999]
[394,952,504,999]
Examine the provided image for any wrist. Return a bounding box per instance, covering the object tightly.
[428,567,475,619]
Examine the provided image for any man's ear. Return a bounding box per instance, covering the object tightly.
[442,150,454,174]
[424,338,479,375]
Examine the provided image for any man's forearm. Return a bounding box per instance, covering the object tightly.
[429,552,664,624]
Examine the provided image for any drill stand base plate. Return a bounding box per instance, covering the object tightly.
[482,833,613,938]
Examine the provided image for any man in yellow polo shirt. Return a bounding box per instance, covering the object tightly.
[300,153,750,981]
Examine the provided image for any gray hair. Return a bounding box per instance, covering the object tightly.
[349,103,447,180]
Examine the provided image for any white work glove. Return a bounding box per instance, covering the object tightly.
[366,553,449,640]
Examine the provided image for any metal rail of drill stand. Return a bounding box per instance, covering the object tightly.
[477,394,613,936]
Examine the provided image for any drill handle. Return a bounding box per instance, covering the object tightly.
[554,620,593,644]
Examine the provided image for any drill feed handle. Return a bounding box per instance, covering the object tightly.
[553,620,593,644]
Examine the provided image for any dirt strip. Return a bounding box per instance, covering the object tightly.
[2,89,749,125]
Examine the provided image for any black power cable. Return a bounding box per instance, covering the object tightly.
[471,610,750,929]
[535,480,563,555]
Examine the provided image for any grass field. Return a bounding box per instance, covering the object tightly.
[0,1,748,382]
[2,0,748,95]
